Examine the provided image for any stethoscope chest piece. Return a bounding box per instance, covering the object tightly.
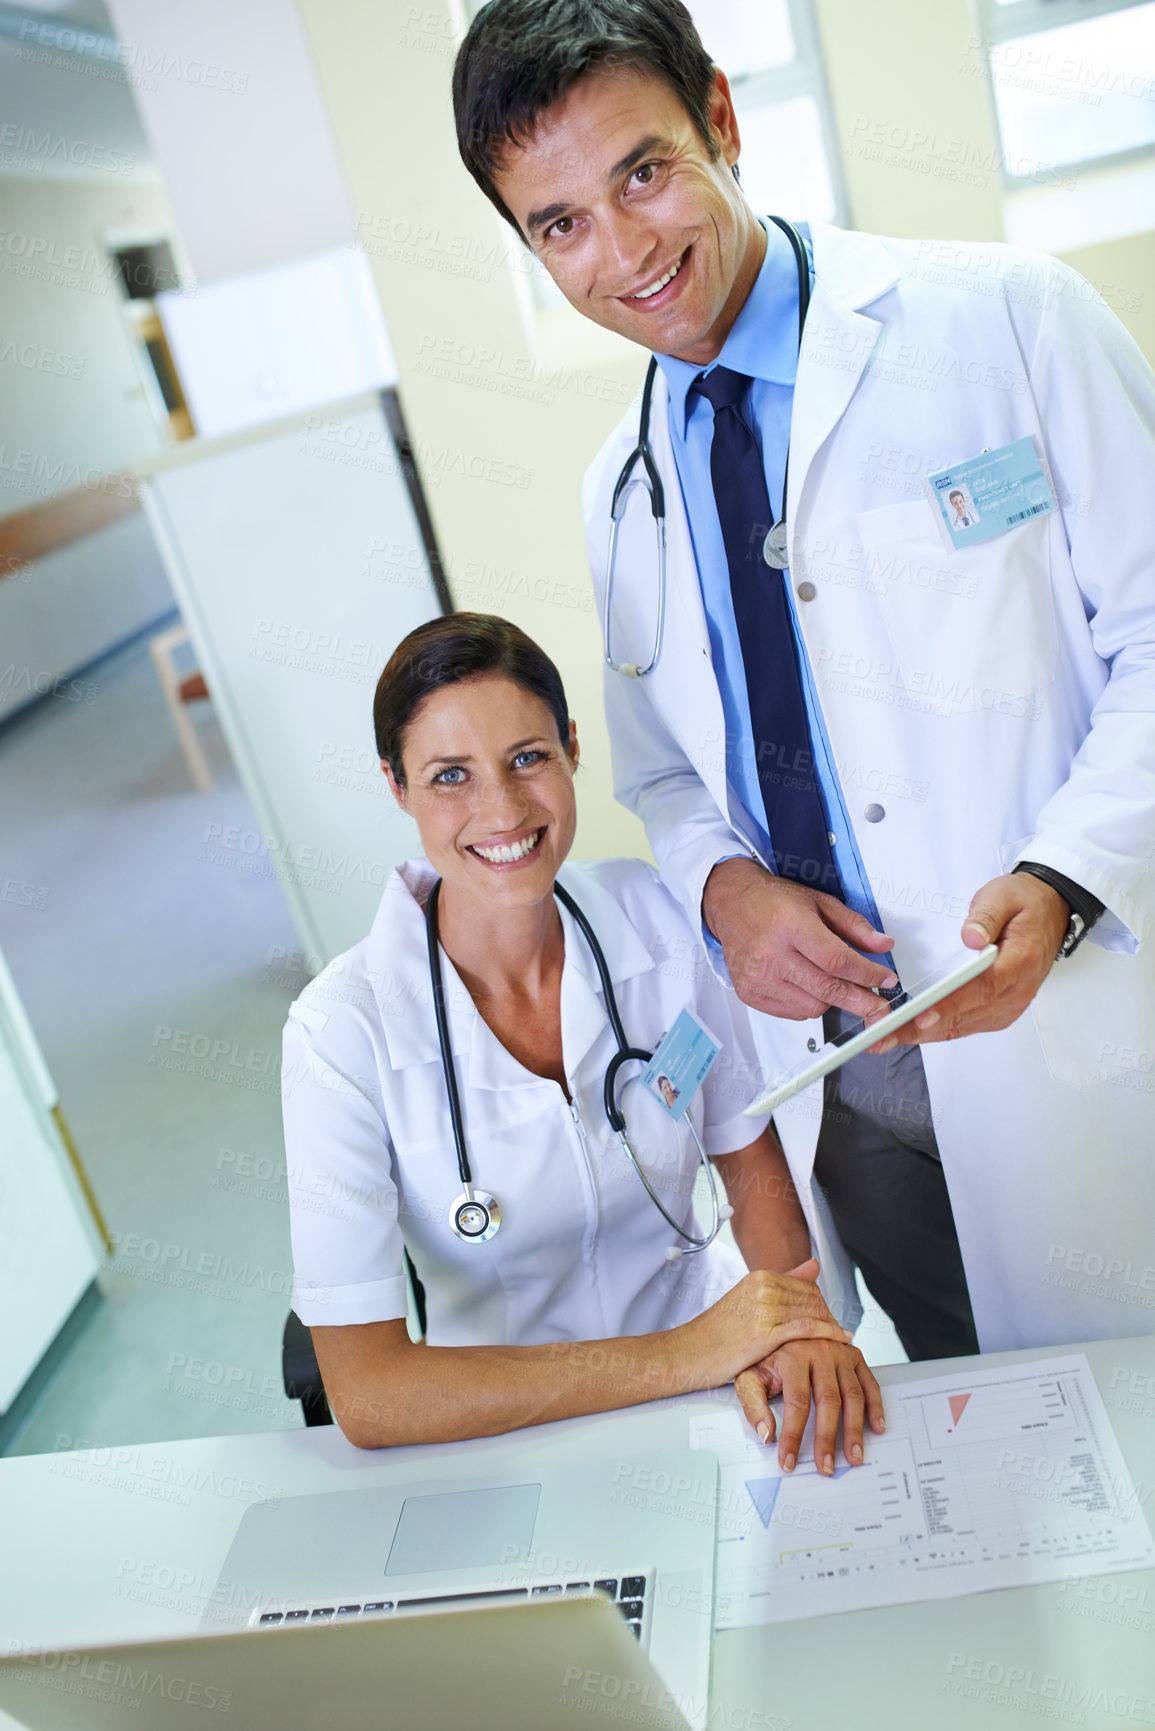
[426,876,726,1257]
[451,1188,501,1243]
[762,520,790,569]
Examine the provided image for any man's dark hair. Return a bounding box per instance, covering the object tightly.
[374,612,572,785]
[453,0,719,234]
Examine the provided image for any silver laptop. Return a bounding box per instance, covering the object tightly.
[0,1448,715,1731]
[0,1593,692,1730]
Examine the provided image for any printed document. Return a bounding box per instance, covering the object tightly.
[688,1354,1155,1627]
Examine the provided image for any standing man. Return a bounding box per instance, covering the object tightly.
[452,0,1155,1356]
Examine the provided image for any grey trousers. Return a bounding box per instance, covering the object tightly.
[812,1009,979,1362]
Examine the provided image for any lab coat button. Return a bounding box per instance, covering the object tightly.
[796,581,817,602]
[864,803,885,823]
[807,1038,818,1052]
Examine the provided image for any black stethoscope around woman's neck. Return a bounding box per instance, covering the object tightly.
[424,877,730,1256]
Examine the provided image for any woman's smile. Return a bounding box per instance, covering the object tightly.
[466,824,547,867]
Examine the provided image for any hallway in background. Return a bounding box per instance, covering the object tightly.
[1,632,307,1453]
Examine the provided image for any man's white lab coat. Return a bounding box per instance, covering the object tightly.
[583,221,1155,1351]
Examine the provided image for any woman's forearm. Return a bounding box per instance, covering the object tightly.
[314,1263,849,1450]
[714,1128,812,1273]
[322,1326,693,1449]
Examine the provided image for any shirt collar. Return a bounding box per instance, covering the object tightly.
[365,858,655,1081]
[656,217,802,438]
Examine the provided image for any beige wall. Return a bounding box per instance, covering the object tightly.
[1059,231,1155,363]
[817,0,1006,242]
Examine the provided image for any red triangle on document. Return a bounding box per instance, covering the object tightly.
[948,1393,971,1427]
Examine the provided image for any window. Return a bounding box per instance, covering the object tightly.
[979,0,1155,183]
[687,0,846,224]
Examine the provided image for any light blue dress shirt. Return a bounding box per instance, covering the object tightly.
[654,219,886,937]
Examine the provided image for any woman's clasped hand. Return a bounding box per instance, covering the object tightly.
[679,1259,885,1473]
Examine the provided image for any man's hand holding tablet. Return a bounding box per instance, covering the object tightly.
[869,870,1072,1052]
[743,945,999,1119]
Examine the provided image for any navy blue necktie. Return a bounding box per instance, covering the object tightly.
[691,365,841,896]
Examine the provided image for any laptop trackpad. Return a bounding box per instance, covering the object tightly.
[385,1483,541,1576]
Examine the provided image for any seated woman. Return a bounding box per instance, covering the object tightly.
[283,613,883,1471]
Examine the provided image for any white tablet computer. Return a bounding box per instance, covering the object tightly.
[743,943,998,1118]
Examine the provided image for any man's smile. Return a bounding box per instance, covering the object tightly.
[621,247,689,304]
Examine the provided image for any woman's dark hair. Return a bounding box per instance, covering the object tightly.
[453,0,719,233]
[374,612,572,786]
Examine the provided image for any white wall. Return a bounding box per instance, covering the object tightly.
[0,514,174,721]
[0,172,179,713]
[0,174,172,515]
[101,0,398,436]
[105,0,358,285]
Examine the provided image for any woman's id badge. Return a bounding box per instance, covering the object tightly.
[925,436,1057,551]
[641,1010,722,1120]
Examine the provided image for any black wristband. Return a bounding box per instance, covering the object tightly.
[1012,861,1105,957]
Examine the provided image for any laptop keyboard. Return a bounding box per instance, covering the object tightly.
[253,1571,651,1641]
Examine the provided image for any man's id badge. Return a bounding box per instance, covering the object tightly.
[641,1009,722,1121]
[925,436,1057,551]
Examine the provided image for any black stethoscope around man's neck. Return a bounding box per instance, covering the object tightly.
[424,877,730,1255]
[602,214,811,678]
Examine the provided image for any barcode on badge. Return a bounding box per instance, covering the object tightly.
[1006,502,1050,525]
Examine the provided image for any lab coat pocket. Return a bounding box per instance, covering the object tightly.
[856,498,1058,717]
[998,833,1145,1088]
[1027,944,1153,1088]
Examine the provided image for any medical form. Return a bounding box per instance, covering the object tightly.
[688,1354,1155,1627]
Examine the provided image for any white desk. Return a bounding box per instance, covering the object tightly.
[2,1336,1153,1730]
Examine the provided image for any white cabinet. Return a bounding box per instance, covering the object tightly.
[139,392,444,965]
[0,949,103,1419]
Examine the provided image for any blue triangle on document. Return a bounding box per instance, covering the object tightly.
[744,1478,782,1528]
[745,1465,854,1529]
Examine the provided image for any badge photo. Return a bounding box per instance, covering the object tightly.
[641,1010,723,1121]
[926,435,1058,552]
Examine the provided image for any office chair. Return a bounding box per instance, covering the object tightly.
[281,1312,332,1427]
[282,1252,427,1427]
